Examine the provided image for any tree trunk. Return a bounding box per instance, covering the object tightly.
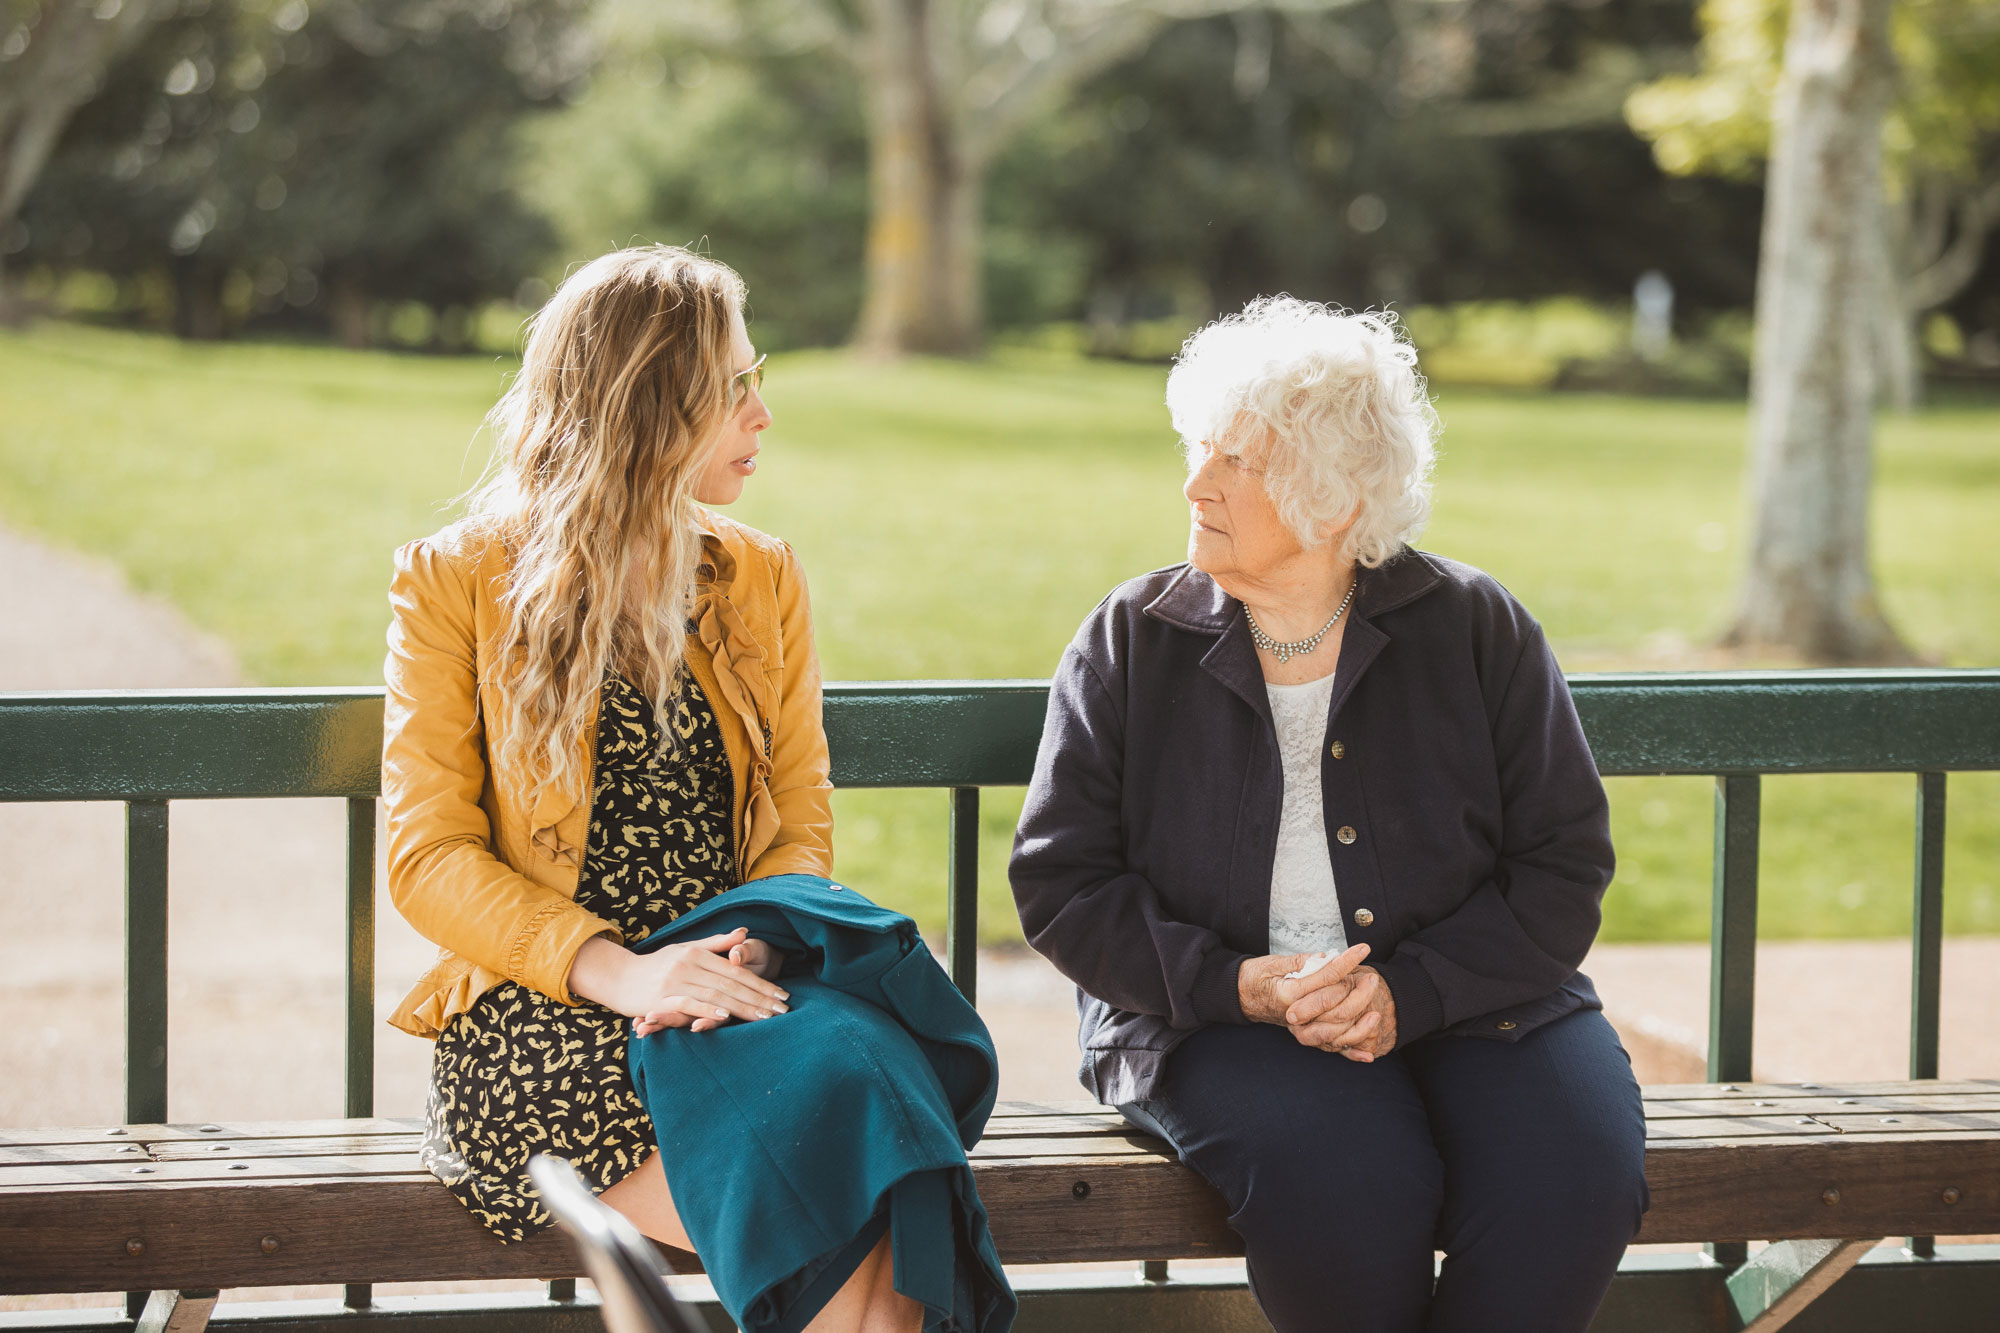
[1723,0,1915,664]
[1876,299,1922,413]
[0,252,22,328]
[1884,173,2000,410]
[851,0,983,357]
[171,256,227,340]
[326,274,371,349]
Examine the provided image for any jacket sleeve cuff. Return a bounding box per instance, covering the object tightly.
[1191,947,1251,1025]
[519,903,622,1006]
[1374,954,1445,1047]
[745,841,832,884]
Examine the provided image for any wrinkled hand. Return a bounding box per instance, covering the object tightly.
[1238,942,1369,1024]
[1283,963,1397,1062]
[566,928,789,1039]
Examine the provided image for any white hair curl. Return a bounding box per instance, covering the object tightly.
[1166,296,1440,568]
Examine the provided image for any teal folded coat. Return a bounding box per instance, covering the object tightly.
[627,874,1016,1333]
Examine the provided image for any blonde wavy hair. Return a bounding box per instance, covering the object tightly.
[467,245,746,805]
[1166,296,1439,568]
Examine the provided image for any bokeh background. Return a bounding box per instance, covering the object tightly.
[3,1,2000,1152]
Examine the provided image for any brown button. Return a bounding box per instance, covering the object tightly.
[1336,825,1357,845]
[1353,908,1374,928]
[1329,741,1345,758]
[1496,1020,1517,1031]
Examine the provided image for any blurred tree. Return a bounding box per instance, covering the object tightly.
[518,31,870,350]
[649,0,1727,355]
[0,0,167,319]
[1705,0,1915,663]
[19,0,590,342]
[1000,0,1756,331]
[1627,0,2000,408]
[658,0,1304,357]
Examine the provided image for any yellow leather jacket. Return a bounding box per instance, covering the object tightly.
[381,509,834,1039]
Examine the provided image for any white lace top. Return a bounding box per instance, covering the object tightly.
[1264,672,1350,957]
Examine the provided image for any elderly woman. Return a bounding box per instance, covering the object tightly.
[1009,297,1647,1333]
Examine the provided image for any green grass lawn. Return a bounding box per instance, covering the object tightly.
[2,321,1996,943]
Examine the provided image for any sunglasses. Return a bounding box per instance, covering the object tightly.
[730,353,768,408]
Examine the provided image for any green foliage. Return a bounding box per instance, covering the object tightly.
[3,323,2000,942]
[517,48,868,350]
[508,1,1765,346]
[1626,0,2000,185]
[996,5,1763,324]
[19,0,591,337]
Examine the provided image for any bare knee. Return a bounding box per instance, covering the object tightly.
[805,1233,920,1333]
[597,1153,694,1253]
[605,1168,917,1333]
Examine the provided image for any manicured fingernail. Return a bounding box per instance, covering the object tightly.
[771,1002,788,1013]
[758,1010,773,1019]
[776,990,790,1000]
[715,1007,729,1018]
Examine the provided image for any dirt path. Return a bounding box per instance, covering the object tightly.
[3,518,1997,1136]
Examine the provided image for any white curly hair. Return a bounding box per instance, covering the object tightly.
[1166,296,1439,568]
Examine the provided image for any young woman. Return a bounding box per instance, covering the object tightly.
[380,246,921,1331]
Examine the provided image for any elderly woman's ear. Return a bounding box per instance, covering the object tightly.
[1318,501,1362,553]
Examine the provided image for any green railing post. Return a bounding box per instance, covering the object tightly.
[1707,774,1761,1082]
[1909,772,1946,1081]
[344,797,376,1119]
[344,797,377,1312]
[124,800,170,1125]
[947,786,980,1005]
[1707,774,1760,1271]
[124,799,170,1323]
[1909,771,1947,1259]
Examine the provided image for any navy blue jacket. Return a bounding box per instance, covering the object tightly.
[629,875,1014,1333]
[1008,550,1614,1105]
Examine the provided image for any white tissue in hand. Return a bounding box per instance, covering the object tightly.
[1284,952,1335,981]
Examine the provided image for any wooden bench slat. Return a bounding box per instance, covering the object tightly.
[1644,1117,1842,1140]
[5,1089,1998,1294]
[1642,1093,2000,1117]
[0,1154,437,1188]
[0,1118,418,1147]
[142,1136,413,1160]
[1636,1135,2000,1242]
[1813,1111,2000,1133]
[980,1114,1133,1136]
[967,1135,1165,1159]
[1640,1080,2000,1099]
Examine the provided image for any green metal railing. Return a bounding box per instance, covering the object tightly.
[1,669,1997,1308]
[1,672,1996,1127]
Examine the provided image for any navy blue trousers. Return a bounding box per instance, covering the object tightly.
[1120,1008,1648,1333]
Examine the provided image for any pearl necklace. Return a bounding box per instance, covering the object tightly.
[1243,581,1358,663]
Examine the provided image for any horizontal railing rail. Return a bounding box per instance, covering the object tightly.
[4,671,2000,802]
[2,668,1997,1287]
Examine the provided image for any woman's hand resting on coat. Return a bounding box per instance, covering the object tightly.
[566,928,789,1037]
[1237,942,1398,1061]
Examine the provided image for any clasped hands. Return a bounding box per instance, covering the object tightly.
[1237,942,1396,1061]
[567,927,789,1038]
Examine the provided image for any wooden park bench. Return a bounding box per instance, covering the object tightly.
[3,672,1999,1332]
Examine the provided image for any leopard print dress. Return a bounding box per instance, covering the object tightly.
[421,673,738,1241]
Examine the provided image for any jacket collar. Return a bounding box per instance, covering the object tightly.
[693,506,740,593]
[1142,547,1445,719]
[1141,545,1445,634]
